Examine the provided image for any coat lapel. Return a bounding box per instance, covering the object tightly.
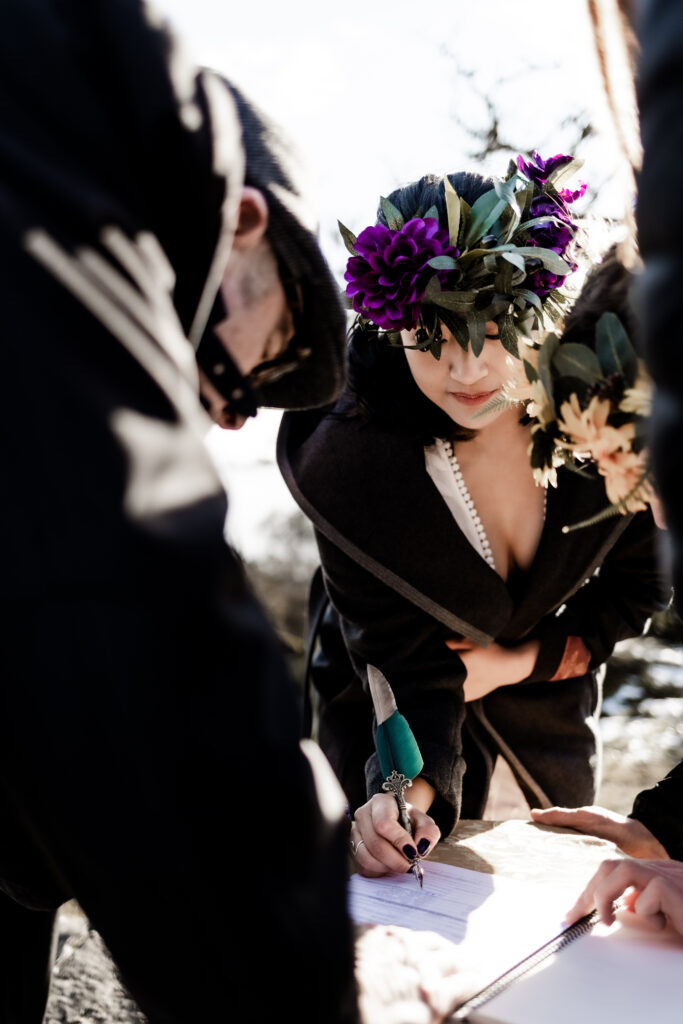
[278,409,513,644]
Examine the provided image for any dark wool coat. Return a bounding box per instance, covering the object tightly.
[0,4,358,1023]
[628,1,683,867]
[278,402,670,836]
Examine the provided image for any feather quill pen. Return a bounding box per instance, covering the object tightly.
[367,665,425,886]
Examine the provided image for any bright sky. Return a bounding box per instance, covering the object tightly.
[155,0,631,560]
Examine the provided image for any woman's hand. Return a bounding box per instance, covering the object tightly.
[530,805,670,859]
[350,791,441,879]
[445,638,540,701]
[564,858,683,936]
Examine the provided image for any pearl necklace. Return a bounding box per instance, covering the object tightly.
[439,439,496,569]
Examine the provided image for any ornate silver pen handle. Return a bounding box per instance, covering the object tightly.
[382,770,424,886]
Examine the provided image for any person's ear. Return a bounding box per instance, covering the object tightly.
[232,186,269,250]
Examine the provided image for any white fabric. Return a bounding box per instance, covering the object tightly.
[424,440,493,566]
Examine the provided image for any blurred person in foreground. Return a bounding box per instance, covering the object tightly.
[532,0,683,938]
[0,3,478,1023]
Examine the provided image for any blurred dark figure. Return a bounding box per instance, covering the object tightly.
[0,2,357,1022]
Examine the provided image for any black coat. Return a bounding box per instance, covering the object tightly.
[278,402,669,835]
[0,3,358,1022]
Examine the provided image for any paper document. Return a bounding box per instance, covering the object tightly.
[348,861,683,1024]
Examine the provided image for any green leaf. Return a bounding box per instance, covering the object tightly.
[499,314,519,357]
[424,277,476,313]
[464,187,507,247]
[595,311,637,378]
[494,175,522,218]
[439,308,470,351]
[423,204,439,222]
[457,197,471,248]
[552,342,603,384]
[514,287,543,311]
[427,255,459,270]
[468,315,487,357]
[337,220,359,257]
[380,196,404,231]
[537,332,560,416]
[501,251,527,272]
[547,157,584,190]
[492,245,571,276]
[523,357,539,383]
[442,177,460,249]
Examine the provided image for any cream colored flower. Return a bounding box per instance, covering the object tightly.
[556,393,634,463]
[501,353,534,404]
[597,447,655,513]
[620,365,653,417]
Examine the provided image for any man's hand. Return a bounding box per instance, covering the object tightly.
[445,638,540,701]
[531,805,670,859]
[564,859,683,936]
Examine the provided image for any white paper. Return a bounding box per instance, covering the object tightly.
[348,862,683,1024]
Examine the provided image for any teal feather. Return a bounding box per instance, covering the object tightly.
[367,665,424,780]
[376,710,424,780]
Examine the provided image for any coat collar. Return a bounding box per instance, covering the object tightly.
[277,406,633,643]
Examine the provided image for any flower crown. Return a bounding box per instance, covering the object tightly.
[516,311,655,530]
[339,152,586,360]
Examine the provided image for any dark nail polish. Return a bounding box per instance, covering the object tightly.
[417,838,430,855]
[402,844,417,859]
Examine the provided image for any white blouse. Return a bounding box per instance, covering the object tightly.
[424,438,496,570]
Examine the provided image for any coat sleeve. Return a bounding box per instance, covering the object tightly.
[629,761,683,861]
[315,531,468,836]
[524,509,670,684]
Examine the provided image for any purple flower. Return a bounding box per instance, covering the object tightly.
[517,151,574,186]
[344,218,459,331]
[559,181,587,205]
[527,195,576,255]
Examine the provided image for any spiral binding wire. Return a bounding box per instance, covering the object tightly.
[448,910,598,1021]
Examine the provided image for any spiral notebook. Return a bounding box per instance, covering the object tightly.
[348,861,683,1024]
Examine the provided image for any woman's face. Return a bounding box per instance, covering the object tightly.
[402,321,517,430]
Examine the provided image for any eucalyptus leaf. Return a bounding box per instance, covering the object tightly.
[337,220,359,257]
[458,198,471,248]
[380,196,405,231]
[423,204,439,222]
[428,255,459,270]
[424,277,476,312]
[552,342,603,384]
[468,315,487,357]
[501,251,527,272]
[438,309,470,350]
[547,157,584,191]
[494,175,522,218]
[492,245,570,275]
[537,332,560,416]
[523,357,539,383]
[444,177,461,249]
[595,311,636,378]
[499,314,519,358]
[514,288,543,311]
[464,188,507,247]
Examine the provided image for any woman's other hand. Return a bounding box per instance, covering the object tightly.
[445,638,540,701]
[530,805,670,859]
[564,858,683,936]
[350,791,441,879]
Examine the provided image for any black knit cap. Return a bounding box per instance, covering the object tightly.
[222,79,348,410]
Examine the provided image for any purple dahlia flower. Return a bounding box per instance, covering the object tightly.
[517,151,574,186]
[527,195,576,254]
[344,217,459,331]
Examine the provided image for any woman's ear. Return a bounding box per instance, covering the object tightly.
[232,186,269,250]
